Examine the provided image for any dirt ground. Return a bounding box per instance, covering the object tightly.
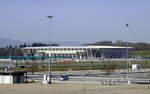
[0,83,150,94]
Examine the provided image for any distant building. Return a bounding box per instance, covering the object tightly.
[22,46,132,60]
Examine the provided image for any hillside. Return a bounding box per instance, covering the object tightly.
[132,50,150,58]
[85,41,150,50]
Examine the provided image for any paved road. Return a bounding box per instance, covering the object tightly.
[27,69,150,84]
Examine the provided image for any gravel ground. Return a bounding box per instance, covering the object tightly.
[0,83,150,94]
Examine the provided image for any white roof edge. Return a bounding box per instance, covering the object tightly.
[22,46,133,49]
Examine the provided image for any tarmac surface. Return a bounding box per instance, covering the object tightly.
[28,69,150,84]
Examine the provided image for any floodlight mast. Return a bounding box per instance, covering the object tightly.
[125,24,130,84]
[47,16,53,84]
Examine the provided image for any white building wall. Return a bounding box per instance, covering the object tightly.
[0,75,25,84]
[0,76,13,84]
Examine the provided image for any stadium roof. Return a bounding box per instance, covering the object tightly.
[22,46,132,49]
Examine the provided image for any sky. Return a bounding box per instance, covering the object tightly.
[0,0,150,43]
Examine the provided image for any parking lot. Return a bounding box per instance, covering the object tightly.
[27,69,150,84]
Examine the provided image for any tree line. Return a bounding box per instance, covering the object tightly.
[19,43,59,48]
[0,42,59,57]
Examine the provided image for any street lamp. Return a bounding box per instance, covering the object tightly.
[125,24,130,84]
[47,16,53,84]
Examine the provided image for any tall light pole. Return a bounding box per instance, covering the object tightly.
[47,16,53,84]
[125,24,130,84]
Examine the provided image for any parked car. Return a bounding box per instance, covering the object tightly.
[59,75,69,81]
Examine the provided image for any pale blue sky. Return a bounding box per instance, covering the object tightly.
[0,0,150,43]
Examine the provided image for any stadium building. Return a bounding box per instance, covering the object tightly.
[22,46,132,60]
